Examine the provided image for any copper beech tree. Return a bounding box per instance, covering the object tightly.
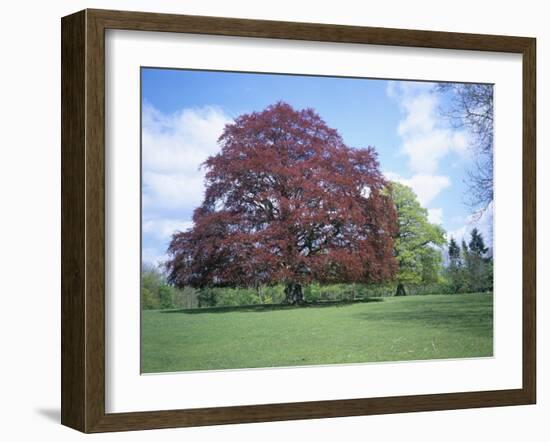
[166,102,398,304]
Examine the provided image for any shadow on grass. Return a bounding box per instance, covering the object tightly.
[353,296,493,337]
[162,298,384,315]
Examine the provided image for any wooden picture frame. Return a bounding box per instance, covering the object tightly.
[61,8,536,433]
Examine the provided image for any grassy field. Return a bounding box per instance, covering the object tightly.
[141,293,493,373]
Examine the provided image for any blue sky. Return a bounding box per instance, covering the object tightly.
[141,68,492,265]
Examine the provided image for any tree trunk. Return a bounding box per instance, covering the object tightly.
[395,282,407,296]
[284,282,305,305]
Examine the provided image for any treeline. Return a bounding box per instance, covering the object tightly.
[141,263,199,310]
[141,227,492,310]
[446,228,493,294]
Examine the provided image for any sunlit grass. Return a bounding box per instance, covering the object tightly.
[141,293,493,373]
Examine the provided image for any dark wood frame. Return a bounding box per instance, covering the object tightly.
[61,8,536,433]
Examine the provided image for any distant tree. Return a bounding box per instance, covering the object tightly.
[167,102,399,304]
[420,247,445,285]
[468,227,489,256]
[447,237,464,293]
[388,182,446,296]
[461,239,470,273]
[141,262,162,294]
[141,287,159,310]
[467,228,492,292]
[197,289,218,308]
[172,286,199,309]
[461,229,493,293]
[437,83,494,212]
[141,262,177,310]
[448,237,461,265]
[158,284,175,309]
[141,263,163,309]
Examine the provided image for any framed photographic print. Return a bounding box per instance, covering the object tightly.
[61,9,536,433]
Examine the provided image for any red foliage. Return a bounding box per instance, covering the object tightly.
[167,102,398,288]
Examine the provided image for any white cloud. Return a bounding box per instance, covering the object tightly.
[142,247,169,267]
[386,80,432,100]
[428,208,443,225]
[388,81,470,174]
[143,218,194,241]
[385,81,472,232]
[447,202,493,247]
[384,171,451,207]
[142,171,205,212]
[141,104,232,266]
[142,103,232,210]
[142,218,194,267]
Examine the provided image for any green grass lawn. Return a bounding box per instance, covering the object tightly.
[141,293,493,373]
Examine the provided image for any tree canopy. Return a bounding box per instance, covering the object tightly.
[463,228,493,292]
[437,83,494,212]
[445,229,492,294]
[388,182,446,295]
[166,102,398,303]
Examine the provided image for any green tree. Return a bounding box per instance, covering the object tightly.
[141,263,163,310]
[158,284,175,309]
[463,228,492,292]
[389,182,446,296]
[141,287,159,310]
[420,247,443,284]
[141,263,162,294]
[448,237,461,266]
[469,228,489,255]
[140,263,178,310]
[447,237,465,293]
[172,286,199,309]
[460,238,470,291]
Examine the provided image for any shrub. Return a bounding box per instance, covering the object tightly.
[197,288,218,307]
[141,287,160,310]
[173,286,199,309]
[303,283,368,303]
[197,287,262,307]
[363,283,394,297]
[158,284,175,309]
[261,285,286,304]
[215,288,260,307]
